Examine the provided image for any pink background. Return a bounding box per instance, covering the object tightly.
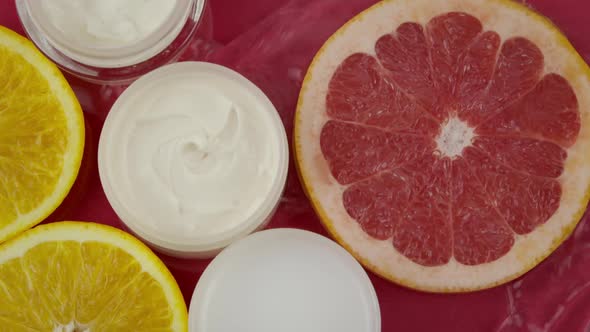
[2,0,590,331]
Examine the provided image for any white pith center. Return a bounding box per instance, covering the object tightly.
[435,117,475,159]
[53,322,90,332]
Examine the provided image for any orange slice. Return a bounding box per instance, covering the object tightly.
[0,26,85,243]
[0,221,187,331]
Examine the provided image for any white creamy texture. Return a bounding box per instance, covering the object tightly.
[39,0,177,48]
[124,78,279,237]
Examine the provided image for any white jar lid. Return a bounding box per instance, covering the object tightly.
[189,228,381,332]
[98,62,289,258]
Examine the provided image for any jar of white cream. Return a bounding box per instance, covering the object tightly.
[98,62,289,258]
[16,0,209,84]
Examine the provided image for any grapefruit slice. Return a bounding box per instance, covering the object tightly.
[295,0,590,292]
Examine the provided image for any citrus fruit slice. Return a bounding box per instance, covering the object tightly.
[295,0,590,292]
[0,26,85,243]
[0,221,187,331]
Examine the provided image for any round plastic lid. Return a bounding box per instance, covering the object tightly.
[189,228,381,332]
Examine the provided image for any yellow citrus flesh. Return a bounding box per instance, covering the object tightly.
[0,221,188,331]
[295,0,590,292]
[0,26,84,243]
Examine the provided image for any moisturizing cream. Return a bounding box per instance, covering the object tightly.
[99,62,289,258]
[17,0,208,83]
[38,0,178,49]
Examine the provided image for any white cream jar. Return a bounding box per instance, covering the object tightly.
[17,0,208,84]
[98,62,289,258]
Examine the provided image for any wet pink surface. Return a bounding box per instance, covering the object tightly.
[2,0,590,331]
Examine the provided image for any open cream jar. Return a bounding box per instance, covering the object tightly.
[16,0,208,84]
[98,62,289,258]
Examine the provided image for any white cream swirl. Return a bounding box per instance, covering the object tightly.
[126,82,278,237]
[39,0,177,48]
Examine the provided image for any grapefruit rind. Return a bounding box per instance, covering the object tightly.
[294,0,590,292]
[0,221,188,330]
[0,26,85,243]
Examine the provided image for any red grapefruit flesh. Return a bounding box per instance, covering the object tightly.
[295,0,590,292]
